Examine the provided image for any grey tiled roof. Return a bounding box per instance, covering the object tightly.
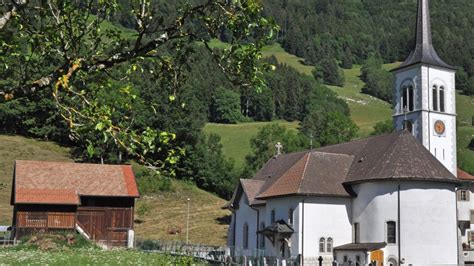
[230,130,458,205]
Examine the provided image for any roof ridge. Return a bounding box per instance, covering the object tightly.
[297,152,312,193]
[311,151,355,158]
[257,152,310,198]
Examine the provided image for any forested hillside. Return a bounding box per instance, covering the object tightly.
[263,0,474,93]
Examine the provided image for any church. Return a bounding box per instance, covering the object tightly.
[227,0,469,265]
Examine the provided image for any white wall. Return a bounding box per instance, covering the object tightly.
[301,197,352,265]
[264,196,301,258]
[233,194,259,257]
[352,181,458,265]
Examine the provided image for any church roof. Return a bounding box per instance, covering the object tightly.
[233,130,458,203]
[392,0,455,72]
[458,168,474,181]
[256,152,354,199]
[342,130,458,185]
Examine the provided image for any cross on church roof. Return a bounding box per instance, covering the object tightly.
[275,142,283,156]
[392,0,455,71]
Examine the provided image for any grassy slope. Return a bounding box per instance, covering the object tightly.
[203,120,299,168]
[207,40,474,174]
[262,43,393,137]
[0,135,230,246]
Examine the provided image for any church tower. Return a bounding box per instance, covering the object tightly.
[392,0,457,175]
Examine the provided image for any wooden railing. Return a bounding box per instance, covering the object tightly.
[17,212,75,229]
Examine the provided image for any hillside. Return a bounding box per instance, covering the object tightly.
[205,44,474,174]
[0,135,230,246]
[203,120,299,169]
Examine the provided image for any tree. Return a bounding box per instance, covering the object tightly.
[0,0,276,173]
[313,58,345,87]
[243,124,308,177]
[371,120,394,136]
[178,133,237,199]
[212,88,243,124]
[341,47,353,69]
[300,111,358,147]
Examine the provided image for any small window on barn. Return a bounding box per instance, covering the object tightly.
[387,221,397,244]
[319,237,326,253]
[271,210,275,224]
[288,208,294,225]
[243,223,249,249]
[327,237,333,253]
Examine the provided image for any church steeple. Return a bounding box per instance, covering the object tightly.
[392,0,457,175]
[393,0,455,71]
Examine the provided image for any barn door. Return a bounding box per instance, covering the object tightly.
[89,211,105,240]
[370,250,384,266]
[77,210,106,241]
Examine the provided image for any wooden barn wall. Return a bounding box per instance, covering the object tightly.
[13,197,136,247]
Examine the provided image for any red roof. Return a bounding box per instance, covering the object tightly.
[458,168,474,181]
[13,160,140,205]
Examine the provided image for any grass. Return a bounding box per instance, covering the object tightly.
[134,179,230,246]
[203,120,299,169]
[326,64,393,137]
[0,135,230,246]
[0,248,201,265]
[262,43,314,76]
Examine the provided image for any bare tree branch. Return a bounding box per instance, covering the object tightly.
[0,0,27,30]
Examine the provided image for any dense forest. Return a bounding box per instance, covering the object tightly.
[1,0,473,199]
[263,0,474,95]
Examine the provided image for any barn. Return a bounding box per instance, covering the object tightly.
[10,160,140,247]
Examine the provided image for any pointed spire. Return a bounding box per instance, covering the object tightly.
[415,0,433,48]
[393,0,455,71]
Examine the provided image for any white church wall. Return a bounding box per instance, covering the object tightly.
[264,196,301,258]
[301,197,352,265]
[233,194,259,257]
[352,181,458,265]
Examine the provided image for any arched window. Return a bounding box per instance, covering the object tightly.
[401,84,414,112]
[326,237,333,253]
[260,222,266,248]
[243,223,249,249]
[288,208,294,225]
[387,221,396,244]
[433,85,438,111]
[319,237,326,253]
[440,86,445,112]
[271,210,275,224]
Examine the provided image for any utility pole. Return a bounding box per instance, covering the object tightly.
[186,198,190,245]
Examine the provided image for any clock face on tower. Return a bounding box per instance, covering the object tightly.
[434,120,446,135]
